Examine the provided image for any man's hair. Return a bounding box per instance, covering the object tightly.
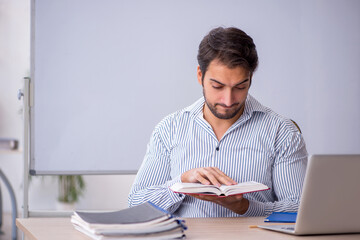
[197,27,258,81]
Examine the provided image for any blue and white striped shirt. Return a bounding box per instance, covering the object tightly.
[128,94,308,217]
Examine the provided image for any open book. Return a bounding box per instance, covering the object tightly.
[170,181,269,197]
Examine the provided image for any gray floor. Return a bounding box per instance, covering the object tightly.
[0,213,18,240]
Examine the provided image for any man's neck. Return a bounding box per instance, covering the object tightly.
[203,105,244,141]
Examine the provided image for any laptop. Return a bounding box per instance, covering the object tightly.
[258,154,360,235]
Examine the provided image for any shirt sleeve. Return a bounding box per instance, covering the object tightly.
[242,121,308,217]
[128,127,185,213]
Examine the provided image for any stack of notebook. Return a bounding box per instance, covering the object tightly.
[71,202,186,239]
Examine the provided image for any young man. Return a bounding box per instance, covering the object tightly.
[128,27,307,217]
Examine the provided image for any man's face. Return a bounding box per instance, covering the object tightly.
[197,60,251,120]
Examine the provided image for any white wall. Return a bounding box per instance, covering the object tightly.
[0,0,29,213]
[28,175,136,211]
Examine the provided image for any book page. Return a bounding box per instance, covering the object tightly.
[170,182,222,195]
[219,181,269,196]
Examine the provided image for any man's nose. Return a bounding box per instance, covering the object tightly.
[223,89,234,107]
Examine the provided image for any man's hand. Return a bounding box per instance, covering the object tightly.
[191,194,250,215]
[181,167,249,214]
[181,167,237,187]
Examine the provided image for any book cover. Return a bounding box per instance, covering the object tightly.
[73,202,170,226]
[264,212,297,223]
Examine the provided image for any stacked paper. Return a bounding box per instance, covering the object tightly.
[71,202,186,239]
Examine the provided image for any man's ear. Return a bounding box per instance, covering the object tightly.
[197,66,203,86]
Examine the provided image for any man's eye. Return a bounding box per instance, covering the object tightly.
[236,87,246,90]
[212,85,223,89]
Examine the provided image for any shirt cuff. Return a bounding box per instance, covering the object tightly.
[165,175,185,203]
[241,199,266,217]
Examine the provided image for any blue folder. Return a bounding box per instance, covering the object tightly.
[264,212,297,223]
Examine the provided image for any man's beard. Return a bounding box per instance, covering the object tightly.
[203,90,245,120]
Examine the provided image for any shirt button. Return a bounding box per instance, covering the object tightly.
[216,147,219,151]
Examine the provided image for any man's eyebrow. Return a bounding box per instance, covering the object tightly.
[209,79,225,85]
[235,79,250,86]
[209,78,249,86]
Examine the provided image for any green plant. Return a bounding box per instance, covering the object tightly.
[57,175,85,203]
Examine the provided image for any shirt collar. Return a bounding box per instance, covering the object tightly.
[184,97,205,117]
[184,94,267,118]
[243,94,268,117]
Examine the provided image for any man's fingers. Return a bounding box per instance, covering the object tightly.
[212,167,237,185]
[194,170,211,185]
[181,167,236,186]
[203,167,235,186]
[202,171,221,187]
[195,169,224,186]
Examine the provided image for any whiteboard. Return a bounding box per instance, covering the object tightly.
[30,0,360,175]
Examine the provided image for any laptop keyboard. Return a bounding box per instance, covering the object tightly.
[282,227,295,230]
